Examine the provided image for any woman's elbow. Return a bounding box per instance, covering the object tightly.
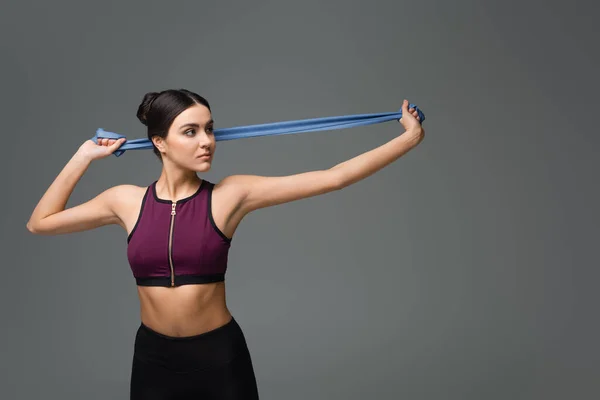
[26,220,40,234]
[328,169,350,191]
[26,218,49,235]
[26,223,36,234]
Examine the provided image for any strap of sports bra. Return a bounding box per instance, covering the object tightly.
[92,104,425,157]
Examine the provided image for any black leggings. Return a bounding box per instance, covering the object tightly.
[130,316,260,399]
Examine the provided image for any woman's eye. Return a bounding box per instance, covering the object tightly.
[185,127,213,136]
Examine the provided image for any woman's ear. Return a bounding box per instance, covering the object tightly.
[152,136,166,154]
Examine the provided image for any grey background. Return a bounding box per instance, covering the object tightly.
[1,0,598,399]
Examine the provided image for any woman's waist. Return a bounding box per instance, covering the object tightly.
[133,314,248,373]
[137,282,230,337]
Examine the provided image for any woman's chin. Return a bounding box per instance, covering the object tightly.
[192,160,212,172]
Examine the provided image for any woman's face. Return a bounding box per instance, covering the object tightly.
[156,104,216,171]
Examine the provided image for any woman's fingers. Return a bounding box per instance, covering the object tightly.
[99,138,117,146]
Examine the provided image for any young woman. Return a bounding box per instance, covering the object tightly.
[26,89,424,399]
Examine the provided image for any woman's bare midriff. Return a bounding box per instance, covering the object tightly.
[136,281,232,337]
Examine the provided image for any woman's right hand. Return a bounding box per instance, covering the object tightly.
[77,138,126,161]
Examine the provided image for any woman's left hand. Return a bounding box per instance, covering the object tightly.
[399,99,425,144]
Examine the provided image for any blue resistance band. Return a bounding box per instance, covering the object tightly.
[92,104,425,157]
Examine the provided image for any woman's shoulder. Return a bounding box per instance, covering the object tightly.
[103,183,151,211]
[212,175,249,197]
[211,175,251,208]
[108,183,150,197]
[101,183,152,230]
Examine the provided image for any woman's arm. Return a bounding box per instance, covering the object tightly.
[26,137,126,235]
[226,100,425,214]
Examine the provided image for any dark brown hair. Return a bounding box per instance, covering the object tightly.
[136,89,211,160]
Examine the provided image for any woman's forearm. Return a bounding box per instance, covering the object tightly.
[27,152,92,230]
[330,129,423,188]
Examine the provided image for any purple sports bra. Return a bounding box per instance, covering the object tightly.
[126,179,232,287]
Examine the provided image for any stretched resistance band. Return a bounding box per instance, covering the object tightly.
[92,104,425,157]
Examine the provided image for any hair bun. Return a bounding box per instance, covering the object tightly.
[136,91,160,126]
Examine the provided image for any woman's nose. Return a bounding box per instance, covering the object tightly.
[199,138,211,149]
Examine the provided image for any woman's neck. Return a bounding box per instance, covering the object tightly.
[156,168,202,202]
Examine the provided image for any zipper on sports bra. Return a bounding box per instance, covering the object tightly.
[168,201,177,287]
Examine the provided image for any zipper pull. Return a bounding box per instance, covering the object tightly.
[171,202,177,216]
